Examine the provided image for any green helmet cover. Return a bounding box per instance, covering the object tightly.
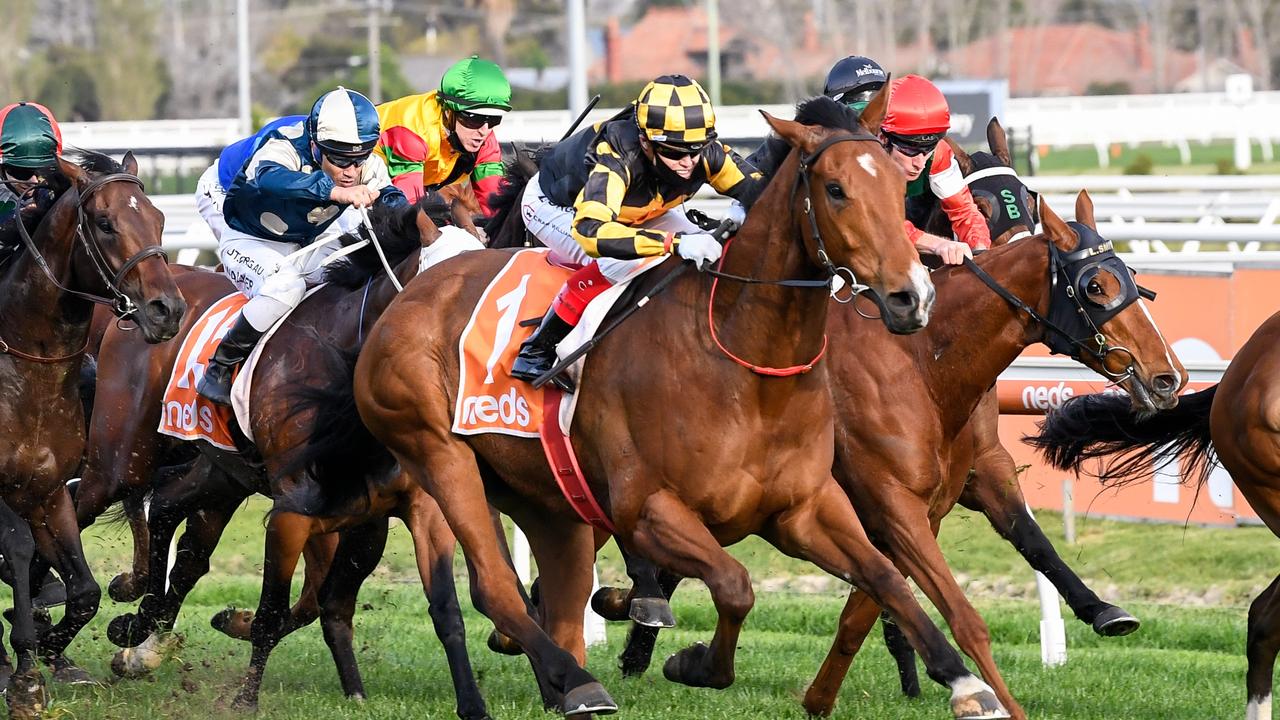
[439,56,512,115]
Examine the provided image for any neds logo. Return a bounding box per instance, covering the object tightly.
[461,387,531,427]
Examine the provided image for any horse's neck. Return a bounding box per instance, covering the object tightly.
[0,202,93,356]
[708,166,830,372]
[918,240,1049,431]
[349,249,424,344]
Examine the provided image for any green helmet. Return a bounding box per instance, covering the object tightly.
[439,56,512,116]
[0,102,63,170]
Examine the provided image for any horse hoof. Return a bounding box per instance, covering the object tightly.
[231,691,259,713]
[1092,605,1140,637]
[590,586,632,622]
[629,597,676,628]
[486,629,523,656]
[111,633,184,678]
[6,669,46,720]
[662,643,732,689]
[950,680,1010,719]
[108,572,144,603]
[107,613,148,648]
[211,608,255,641]
[49,659,95,685]
[561,681,617,716]
[32,575,67,610]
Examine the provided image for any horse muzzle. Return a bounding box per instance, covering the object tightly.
[135,294,186,343]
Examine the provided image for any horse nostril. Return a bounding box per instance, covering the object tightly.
[885,290,918,313]
[1152,373,1178,394]
[147,299,171,320]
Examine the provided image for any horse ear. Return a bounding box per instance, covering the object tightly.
[986,117,1012,166]
[1039,194,1073,245]
[947,137,973,175]
[858,74,890,135]
[56,156,86,188]
[416,205,442,248]
[761,111,820,153]
[1074,189,1097,231]
[972,192,993,220]
[122,150,139,176]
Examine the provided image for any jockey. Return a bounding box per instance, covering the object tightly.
[0,102,64,228]
[194,115,305,241]
[510,74,765,385]
[747,56,886,177]
[882,74,990,263]
[375,55,511,215]
[196,88,407,405]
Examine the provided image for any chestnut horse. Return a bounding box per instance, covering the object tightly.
[1026,311,1280,720]
[0,150,184,716]
[335,93,1020,718]
[75,196,491,718]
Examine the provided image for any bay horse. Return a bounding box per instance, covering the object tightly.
[75,195,492,718]
[1026,311,1280,720]
[334,93,1017,718]
[0,150,184,716]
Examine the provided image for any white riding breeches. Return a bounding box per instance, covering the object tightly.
[194,164,229,242]
[217,206,362,331]
[521,171,699,284]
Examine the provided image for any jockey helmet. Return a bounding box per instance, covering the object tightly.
[307,87,381,157]
[0,102,63,171]
[635,75,717,149]
[823,56,887,109]
[881,75,951,149]
[439,56,512,117]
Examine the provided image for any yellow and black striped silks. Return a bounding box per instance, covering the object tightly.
[635,75,716,147]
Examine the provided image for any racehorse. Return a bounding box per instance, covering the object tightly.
[1025,311,1280,720]
[0,150,184,717]
[74,193,492,718]
[325,92,1018,718]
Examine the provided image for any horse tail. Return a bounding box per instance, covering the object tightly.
[484,143,545,249]
[278,339,393,517]
[1025,386,1219,490]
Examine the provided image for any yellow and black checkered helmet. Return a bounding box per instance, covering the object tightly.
[635,75,717,148]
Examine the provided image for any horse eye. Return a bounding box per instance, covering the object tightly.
[1087,279,1102,295]
[825,182,846,200]
[96,218,114,233]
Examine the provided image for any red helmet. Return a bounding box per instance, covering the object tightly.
[882,75,950,145]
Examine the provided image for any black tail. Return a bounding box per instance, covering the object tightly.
[279,338,394,516]
[1026,386,1219,489]
[485,143,546,249]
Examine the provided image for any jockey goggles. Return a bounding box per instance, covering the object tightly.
[322,150,371,169]
[455,110,502,130]
[653,142,705,161]
[883,131,943,158]
[1,164,40,183]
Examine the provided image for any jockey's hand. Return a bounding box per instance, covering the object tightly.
[725,200,747,230]
[917,233,972,266]
[676,232,723,270]
[330,184,379,209]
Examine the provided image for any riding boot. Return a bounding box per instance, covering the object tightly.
[196,314,264,406]
[510,307,575,390]
[32,570,66,610]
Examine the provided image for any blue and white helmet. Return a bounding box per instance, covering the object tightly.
[307,87,380,156]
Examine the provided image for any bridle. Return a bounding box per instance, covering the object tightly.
[3,172,168,364]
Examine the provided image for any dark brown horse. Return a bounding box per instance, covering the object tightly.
[1026,311,1280,720]
[75,196,492,718]
[334,93,1020,718]
[0,150,184,716]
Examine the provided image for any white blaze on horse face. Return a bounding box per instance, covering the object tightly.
[129,195,140,212]
[856,153,877,177]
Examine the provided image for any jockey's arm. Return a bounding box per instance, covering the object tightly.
[928,142,991,251]
[470,131,504,216]
[362,156,409,209]
[570,149,670,260]
[905,220,971,266]
[705,141,767,205]
[247,139,335,202]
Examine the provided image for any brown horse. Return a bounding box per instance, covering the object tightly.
[1027,310,1280,720]
[335,93,1019,718]
[75,196,492,718]
[0,150,184,716]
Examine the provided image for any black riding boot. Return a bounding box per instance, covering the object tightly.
[510,308,575,389]
[196,314,264,405]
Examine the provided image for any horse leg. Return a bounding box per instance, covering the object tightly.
[397,445,612,716]
[316,518,389,701]
[28,489,100,678]
[229,509,319,712]
[1246,573,1280,720]
[0,504,46,718]
[960,424,1137,635]
[880,610,923,697]
[767,480,1008,720]
[625,490,753,690]
[804,588,884,715]
[484,509,541,656]
[618,571,682,678]
[404,492,490,720]
[110,490,154,604]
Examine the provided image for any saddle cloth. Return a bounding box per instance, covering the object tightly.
[157,292,249,450]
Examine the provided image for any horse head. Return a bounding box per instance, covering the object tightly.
[949,118,1038,247]
[760,85,933,334]
[56,151,185,342]
[1037,191,1184,414]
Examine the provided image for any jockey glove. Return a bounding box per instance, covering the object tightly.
[677,232,722,270]
[725,200,747,230]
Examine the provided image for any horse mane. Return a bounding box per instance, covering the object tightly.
[484,143,544,248]
[67,147,126,175]
[321,195,449,289]
[793,96,863,135]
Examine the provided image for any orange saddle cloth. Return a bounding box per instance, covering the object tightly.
[156,292,248,451]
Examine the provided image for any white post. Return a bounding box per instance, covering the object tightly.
[566,0,588,115]
[1026,503,1067,666]
[367,0,382,104]
[706,0,721,105]
[1062,477,1076,544]
[236,0,251,135]
[513,527,532,585]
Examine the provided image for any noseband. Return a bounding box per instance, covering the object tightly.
[16,172,170,319]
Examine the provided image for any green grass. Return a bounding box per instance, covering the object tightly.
[10,499,1276,719]
[1033,138,1280,176]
